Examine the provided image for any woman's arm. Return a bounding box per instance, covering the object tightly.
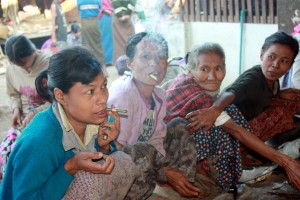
[51,3,57,46]
[6,71,22,127]
[186,91,235,131]
[22,102,51,128]
[222,119,300,190]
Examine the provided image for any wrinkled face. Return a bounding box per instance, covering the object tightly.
[61,74,109,131]
[190,52,226,92]
[260,43,294,84]
[128,39,168,86]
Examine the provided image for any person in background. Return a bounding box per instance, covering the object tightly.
[51,0,68,47]
[109,54,131,88]
[0,46,137,199]
[115,54,130,76]
[77,0,107,74]
[111,0,135,65]
[67,22,82,46]
[98,0,114,65]
[1,0,19,25]
[160,56,185,89]
[0,35,51,176]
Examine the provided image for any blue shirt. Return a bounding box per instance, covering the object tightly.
[0,107,74,200]
[77,0,102,18]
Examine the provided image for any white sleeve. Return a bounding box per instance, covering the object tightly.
[214,111,231,126]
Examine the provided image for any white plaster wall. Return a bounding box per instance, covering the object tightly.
[185,22,278,89]
[159,22,278,90]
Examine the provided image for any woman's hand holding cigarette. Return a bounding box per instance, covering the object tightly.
[98,105,120,152]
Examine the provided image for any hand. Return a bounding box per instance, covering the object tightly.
[98,106,120,148]
[22,111,35,128]
[283,158,300,191]
[11,108,22,128]
[185,106,220,132]
[51,37,57,48]
[104,10,113,16]
[278,88,300,101]
[164,167,201,198]
[118,15,130,22]
[64,152,115,175]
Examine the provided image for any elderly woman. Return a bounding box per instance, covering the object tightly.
[166,42,300,196]
[193,31,300,143]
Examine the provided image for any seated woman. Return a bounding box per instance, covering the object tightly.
[0,35,51,175]
[0,46,137,199]
[166,42,300,195]
[108,32,201,198]
[193,31,300,143]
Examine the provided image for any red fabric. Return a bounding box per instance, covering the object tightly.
[249,97,300,141]
[166,74,213,122]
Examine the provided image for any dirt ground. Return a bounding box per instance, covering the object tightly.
[0,4,300,200]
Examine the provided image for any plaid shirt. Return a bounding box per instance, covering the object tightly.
[166,74,248,191]
[166,74,213,122]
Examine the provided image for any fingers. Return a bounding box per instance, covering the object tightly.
[181,181,201,197]
[185,124,195,134]
[12,118,21,128]
[100,125,118,141]
[103,155,115,172]
[164,167,201,197]
[78,152,115,174]
[22,119,29,128]
[12,121,18,128]
[185,111,197,119]
[175,179,200,197]
[287,170,300,191]
[285,162,300,191]
[22,112,34,127]
[90,155,115,174]
[88,152,104,160]
[184,180,201,193]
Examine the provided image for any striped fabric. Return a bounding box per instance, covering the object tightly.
[79,4,99,10]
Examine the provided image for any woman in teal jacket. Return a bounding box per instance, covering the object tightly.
[0,46,136,199]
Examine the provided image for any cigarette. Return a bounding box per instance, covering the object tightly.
[106,108,128,113]
[149,74,158,81]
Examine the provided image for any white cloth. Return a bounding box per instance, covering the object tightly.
[214,111,231,126]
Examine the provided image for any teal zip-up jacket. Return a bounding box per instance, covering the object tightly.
[0,106,74,200]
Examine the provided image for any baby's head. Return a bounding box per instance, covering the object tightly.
[115,55,130,76]
[71,23,81,38]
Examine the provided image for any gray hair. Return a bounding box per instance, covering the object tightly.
[185,43,225,71]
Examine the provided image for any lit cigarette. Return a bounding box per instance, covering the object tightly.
[149,74,158,81]
[106,108,128,113]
